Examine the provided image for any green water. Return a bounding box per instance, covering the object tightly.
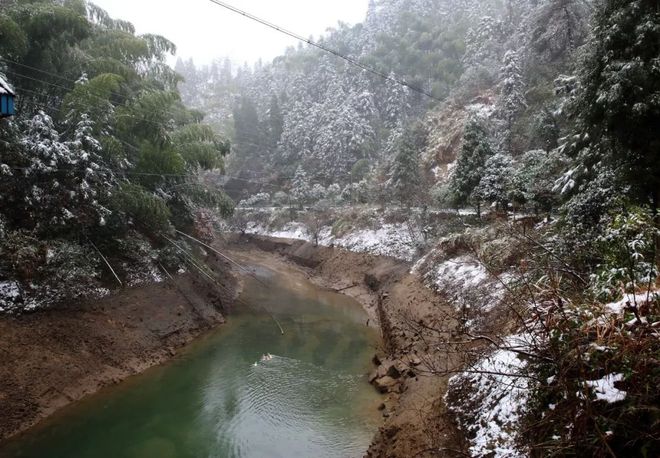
[1,265,382,458]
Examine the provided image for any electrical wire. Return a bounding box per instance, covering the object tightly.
[205,0,442,103]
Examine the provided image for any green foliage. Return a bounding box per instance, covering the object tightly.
[134,143,185,190]
[592,206,659,300]
[388,126,422,206]
[570,0,660,210]
[177,183,235,219]
[0,14,28,59]
[115,90,180,147]
[512,149,565,214]
[172,123,230,171]
[110,183,171,232]
[449,120,493,211]
[62,73,123,129]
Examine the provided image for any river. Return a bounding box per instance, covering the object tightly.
[0,263,382,457]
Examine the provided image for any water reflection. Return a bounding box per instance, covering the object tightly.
[1,265,381,458]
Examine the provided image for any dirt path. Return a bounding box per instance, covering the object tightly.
[223,234,466,457]
[0,255,238,442]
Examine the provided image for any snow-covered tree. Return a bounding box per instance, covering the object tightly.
[568,0,660,213]
[449,120,494,215]
[512,149,566,215]
[291,165,311,208]
[497,50,526,152]
[309,183,327,203]
[474,153,514,211]
[387,127,422,207]
[0,112,113,235]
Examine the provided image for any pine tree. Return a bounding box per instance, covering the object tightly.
[449,120,494,216]
[268,94,284,149]
[291,165,311,208]
[388,126,422,207]
[497,49,526,152]
[474,153,513,211]
[571,0,660,213]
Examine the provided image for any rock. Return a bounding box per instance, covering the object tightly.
[378,403,386,411]
[409,355,422,366]
[372,354,382,366]
[368,370,379,383]
[377,364,389,379]
[374,376,398,393]
[386,364,402,379]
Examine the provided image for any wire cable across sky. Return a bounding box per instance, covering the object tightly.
[205,0,443,103]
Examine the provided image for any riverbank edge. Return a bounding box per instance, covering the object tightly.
[0,254,240,443]
[223,233,467,458]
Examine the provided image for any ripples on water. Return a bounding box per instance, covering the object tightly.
[1,266,382,458]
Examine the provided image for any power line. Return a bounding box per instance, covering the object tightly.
[5,63,283,155]
[205,0,442,103]
[3,59,353,190]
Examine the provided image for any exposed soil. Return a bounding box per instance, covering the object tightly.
[223,234,467,458]
[0,253,238,442]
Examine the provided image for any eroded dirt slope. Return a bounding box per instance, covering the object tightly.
[0,255,237,442]
[225,234,466,457]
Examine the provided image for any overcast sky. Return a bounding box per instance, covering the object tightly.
[92,0,369,67]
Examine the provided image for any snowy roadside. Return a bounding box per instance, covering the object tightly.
[243,221,422,262]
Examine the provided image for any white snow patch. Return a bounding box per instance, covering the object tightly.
[586,373,627,404]
[245,222,311,241]
[604,291,657,315]
[245,221,421,261]
[423,255,513,313]
[0,281,22,312]
[323,223,420,261]
[466,102,496,119]
[447,334,532,458]
[0,75,14,95]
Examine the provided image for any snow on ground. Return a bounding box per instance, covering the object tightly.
[245,221,421,261]
[604,290,658,315]
[423,255,511,312]
[0,281,22,312]
[324,224,420,261]
[446,334,532,458]
[586,373,627,404]
[245,222,310,240]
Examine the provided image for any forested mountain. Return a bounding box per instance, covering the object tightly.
[181,2,660,455]
[177,0,592,202]
[1,0,659,456]
[0,0,232,311]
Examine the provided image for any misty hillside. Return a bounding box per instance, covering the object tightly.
[1,0,659,457]
[177,0,590,197]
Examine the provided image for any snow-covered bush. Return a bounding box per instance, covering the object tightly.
[309,183,326,203]
[0,112,114,236]
[115,233,163,286]
[326,183,342,204]
[591,206,659,301]
[0,232,103,313]
[272,191,290,207]
[238,192,271,208]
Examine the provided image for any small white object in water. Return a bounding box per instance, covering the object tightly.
[260,353,273,362]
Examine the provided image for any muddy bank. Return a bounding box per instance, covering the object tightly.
[225,234,466,458]
[0,255,238,442]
